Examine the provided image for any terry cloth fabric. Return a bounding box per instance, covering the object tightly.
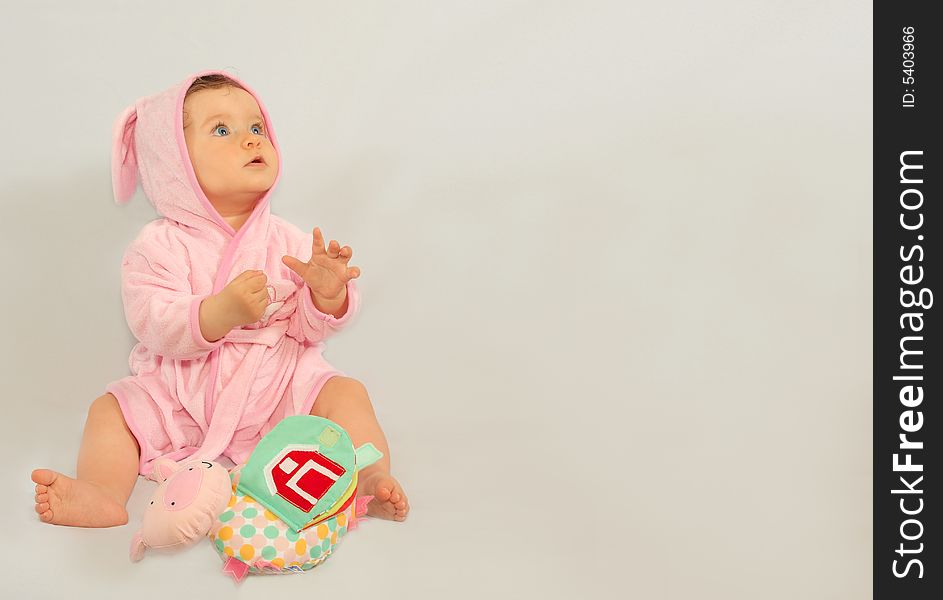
[104,70,361,477]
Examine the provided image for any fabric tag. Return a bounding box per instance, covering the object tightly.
[319,427,341,448]
[355,443,383,469]
[223,557,249,582]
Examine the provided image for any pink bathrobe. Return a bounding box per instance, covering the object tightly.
[105,70,359,477]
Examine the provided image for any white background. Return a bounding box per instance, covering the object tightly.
[1,1,871,598]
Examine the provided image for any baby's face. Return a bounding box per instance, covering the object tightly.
[182,86,278,210]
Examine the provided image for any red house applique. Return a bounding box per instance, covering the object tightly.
[263,445,347,513]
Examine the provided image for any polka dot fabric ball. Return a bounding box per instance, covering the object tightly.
[208,489,355,575]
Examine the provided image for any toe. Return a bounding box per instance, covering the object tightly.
[40,509,53,522]
[35,484,47,494]
[36,493,48,503]
[375,486,392,502]
[388,480,406,502]
[35,502,49,514]
[31,469,58,486]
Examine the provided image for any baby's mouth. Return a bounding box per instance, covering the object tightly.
[245,155,266,166]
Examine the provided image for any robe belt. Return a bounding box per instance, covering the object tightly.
[221,319,289,347]
[189,319,290,462]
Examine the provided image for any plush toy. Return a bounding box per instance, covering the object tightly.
[130,416,382,581]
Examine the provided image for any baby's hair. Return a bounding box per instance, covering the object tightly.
[182,74,245,128]
[185,74,245,98]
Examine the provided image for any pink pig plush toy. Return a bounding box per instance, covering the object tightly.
[130,458,232,561]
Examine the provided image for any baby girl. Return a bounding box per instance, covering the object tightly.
[31,70,409,527]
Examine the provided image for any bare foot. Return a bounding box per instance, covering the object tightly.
[31,469,129,528]
[360,471,409,521]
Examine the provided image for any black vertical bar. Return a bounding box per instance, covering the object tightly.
[874,4,940,598]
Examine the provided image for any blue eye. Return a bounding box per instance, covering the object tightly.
[251,124,265,136]
[212,123,230,136]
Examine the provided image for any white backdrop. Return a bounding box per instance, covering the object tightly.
[1,1,871,598]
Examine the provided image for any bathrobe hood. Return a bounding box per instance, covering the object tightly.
[110,69,282,234]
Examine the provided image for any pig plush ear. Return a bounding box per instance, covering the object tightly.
[146,458,180,483]
[130,531,147,562]
[111,104,139,205]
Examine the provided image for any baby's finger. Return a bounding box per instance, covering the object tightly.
[282,255,306,276]
[312,227,326,256]
[327,240,340,259]
[346,266,361,280]
[247,272,268,291]
[339,246,353,262]
[248,286,269,304]
[234,269,262,282]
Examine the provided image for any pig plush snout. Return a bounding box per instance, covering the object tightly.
[164,465,205,511]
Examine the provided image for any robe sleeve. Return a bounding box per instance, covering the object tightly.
[289,278,361,343]
[120,242,224,360]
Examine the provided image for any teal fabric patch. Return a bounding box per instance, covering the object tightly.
[237,416,357,532]
[355,443,383,470]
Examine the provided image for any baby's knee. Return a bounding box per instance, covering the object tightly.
[312,376,372,416]
[325,376,369,399]
[88,393,120,418]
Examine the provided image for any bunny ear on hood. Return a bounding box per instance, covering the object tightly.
[109,70,282,235]
[111,104,139,205]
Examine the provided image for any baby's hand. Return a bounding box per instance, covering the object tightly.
[216,270,271,328]
[282,227,361,301]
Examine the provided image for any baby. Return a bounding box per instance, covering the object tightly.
[31,70,409,527]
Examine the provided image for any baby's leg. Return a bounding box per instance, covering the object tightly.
[310,376,409,521]
[31,393,140,527]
